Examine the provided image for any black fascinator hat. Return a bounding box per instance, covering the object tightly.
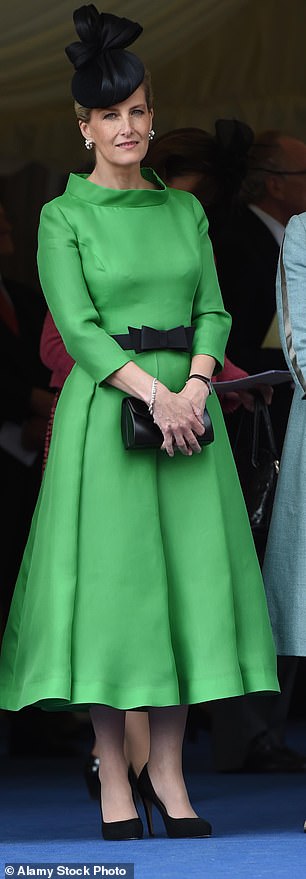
[65,5,145,107]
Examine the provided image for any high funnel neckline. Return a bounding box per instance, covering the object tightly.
[66,167,168,207]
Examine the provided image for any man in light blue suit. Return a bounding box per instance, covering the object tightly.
[264,212,306,659]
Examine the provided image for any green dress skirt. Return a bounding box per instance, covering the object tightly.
[0,169,279,710]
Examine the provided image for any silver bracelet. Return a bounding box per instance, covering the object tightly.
[148,377,158,415]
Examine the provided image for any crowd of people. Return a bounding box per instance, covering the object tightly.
[1,2,306,841]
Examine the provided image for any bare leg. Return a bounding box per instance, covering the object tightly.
[90,705,138,822]
[124,711,150,776]
[91,711,150,771]
[147,705,198,818]
[91,737,98,757]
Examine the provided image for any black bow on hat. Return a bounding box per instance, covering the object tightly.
[65,5,145,108]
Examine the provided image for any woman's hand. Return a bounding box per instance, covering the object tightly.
[179,378,210,413]
[153,382,208,457]
[254,384,274,405]
[221,389,258,413]
[220,383,274,414]
[229,383,273,412]
[106,358,211,456]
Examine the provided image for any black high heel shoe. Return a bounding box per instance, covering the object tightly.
[101,811,143,841]
[137,764,212,839]
[84,754,100,800]
[100,788,143,841]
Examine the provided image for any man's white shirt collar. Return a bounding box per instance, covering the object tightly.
[248,204,285,248]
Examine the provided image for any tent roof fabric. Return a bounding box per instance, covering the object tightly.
[1,0,306,171]
[1,0,250,108]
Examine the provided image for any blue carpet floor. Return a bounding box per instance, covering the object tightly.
[1,723,306,879]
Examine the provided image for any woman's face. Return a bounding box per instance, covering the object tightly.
[80,85,153,171]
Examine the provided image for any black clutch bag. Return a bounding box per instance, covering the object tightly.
[121,396,214,450]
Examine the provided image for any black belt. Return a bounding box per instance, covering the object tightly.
[111,325,195,354]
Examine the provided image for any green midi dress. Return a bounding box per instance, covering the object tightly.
[0,169,279,711]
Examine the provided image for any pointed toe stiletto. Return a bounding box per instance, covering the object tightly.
[101,815,143,841]
[137,764,212,839]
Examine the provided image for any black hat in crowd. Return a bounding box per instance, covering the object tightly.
[65,5,145,107]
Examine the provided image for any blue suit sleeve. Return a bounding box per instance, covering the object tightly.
[276,213,306,399]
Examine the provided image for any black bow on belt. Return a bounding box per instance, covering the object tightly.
[112,325,195,353]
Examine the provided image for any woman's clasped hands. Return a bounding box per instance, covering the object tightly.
[153,381,209,457]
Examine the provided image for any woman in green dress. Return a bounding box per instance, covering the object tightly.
[0,5,279,840]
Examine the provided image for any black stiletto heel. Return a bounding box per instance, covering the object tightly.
[137,764,212,839]
[141,794,155,837]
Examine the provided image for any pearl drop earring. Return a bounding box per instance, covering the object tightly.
[148,129,155,141]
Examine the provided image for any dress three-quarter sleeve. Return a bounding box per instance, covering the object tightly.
[190,197,232,371]
[37,201,132,385]
[276,213,306,398]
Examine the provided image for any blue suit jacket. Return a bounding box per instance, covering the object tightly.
[264,212,306,655]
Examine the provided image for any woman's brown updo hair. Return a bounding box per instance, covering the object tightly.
[74,68,153,123]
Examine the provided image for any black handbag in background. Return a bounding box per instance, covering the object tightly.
[121,396,214,451]
[235,396,280,534]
